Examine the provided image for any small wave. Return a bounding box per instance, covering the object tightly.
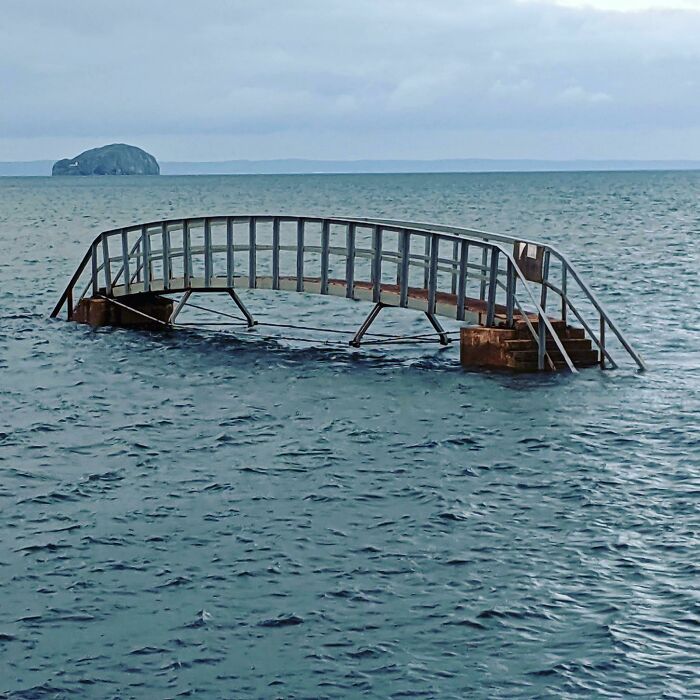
[17,490,81,505]
[16,542,71,555]
[258,614,304,628]
[156,576,192,589]
[437,511,470,522]
[444,618,487,630]
[128,645,169,656]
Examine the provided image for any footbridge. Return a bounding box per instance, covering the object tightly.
[51,214,645,373]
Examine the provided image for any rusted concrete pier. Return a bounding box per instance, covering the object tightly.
[72,293,173,329]
[460,322,598,371]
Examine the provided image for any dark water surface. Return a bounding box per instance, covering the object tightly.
[1,173,699,698]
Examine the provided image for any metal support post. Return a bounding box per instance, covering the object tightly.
[228,289,256,328]
[485,249,499,327]
[506,259,515,328]
[425,312,451,345]
[538,314,546,370]
[540,250,550,312]
[350,303,384,347]
[168,290,192,325]
[561,264,567,324]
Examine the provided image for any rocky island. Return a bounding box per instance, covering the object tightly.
[52,144,159,176]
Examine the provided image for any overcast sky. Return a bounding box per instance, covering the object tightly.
[2,0,699,161]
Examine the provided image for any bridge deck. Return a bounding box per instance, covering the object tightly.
[111,276,514,326]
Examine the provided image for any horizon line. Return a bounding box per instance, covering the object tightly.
[3,156,700,164]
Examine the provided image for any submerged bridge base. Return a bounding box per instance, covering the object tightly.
[72,294,173,330]
[72,289,601,372]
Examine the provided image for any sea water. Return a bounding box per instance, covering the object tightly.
[0,172,698,698]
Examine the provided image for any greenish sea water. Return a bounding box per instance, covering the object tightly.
[0,172,698,698]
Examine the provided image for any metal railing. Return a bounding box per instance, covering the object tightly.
[51,214,645,372]
[355,217,646,371]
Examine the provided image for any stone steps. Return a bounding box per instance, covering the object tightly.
[504,337,592,352]
[460,324,600,372]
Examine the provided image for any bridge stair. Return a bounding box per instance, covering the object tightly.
[460,321,599,371]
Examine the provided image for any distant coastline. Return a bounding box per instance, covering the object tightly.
[2,157,700,177]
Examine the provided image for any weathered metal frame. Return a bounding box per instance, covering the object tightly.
[51,214,645,372]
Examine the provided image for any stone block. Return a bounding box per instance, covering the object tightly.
[460,326,519,370]
[71,294,173,329]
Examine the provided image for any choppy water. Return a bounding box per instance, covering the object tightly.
[1,172,699,699]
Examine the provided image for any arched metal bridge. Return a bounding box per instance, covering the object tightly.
[51,214,645,372]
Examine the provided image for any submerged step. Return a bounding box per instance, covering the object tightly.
[509,348,600,365]
[504,337,593,352]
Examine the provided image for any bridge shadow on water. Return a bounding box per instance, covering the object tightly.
[69,318,583,396]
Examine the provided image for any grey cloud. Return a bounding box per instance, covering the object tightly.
[1,0,699,156]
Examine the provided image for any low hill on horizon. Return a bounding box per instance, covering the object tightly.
[52,144,159,176]
[2,157,699,177]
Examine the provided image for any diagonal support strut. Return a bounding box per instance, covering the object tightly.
[228,289,256,328]
[351,303,453,348]
[168,290,192,326]
[425,312,451,346]
[350,302,384,348]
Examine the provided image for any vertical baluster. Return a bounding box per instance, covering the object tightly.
[600,315,606,369]
[485,248,499,327]
[204,218,212,287]
[479,246,488,301]
[249,217,257,289]
[183,220,191,288]
[226,217,234,288]
[141,225,151,292]
[121,229,130,294]
[538,313,546,370]
[464,243,469,285]
[345,223,355,299]
[272,217,280,290]
[396,229,403,285]
[296,218,304,292]
[135,238,142,283]
[101,233,112,296]
[320,220,330,295]
[399,229,410,308]
[561,263,567,324]
[451,241,459,295]
[457,240,468,321]
[91,242,99,296]
[372,226,382,303]
[427,234,439,314]
[423,236,430,288]
[540,249,550,311]
[161,222,171,291]
[506,259,515,327]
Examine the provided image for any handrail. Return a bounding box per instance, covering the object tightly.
[50,246,92,319]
